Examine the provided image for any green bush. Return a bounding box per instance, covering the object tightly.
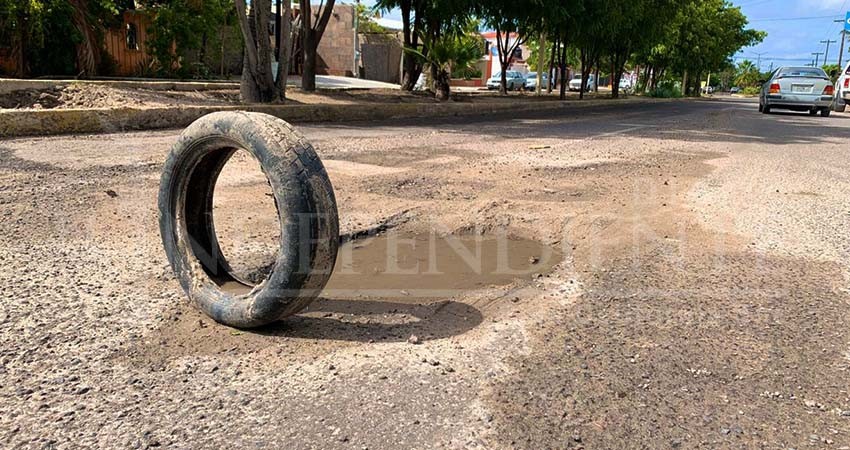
[648,80,682,98]
[741,86,759,96]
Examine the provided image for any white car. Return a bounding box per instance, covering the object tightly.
[568,74,595,92]
[486,71,526,91]
[833,61,850,112]
[524,72,549,90]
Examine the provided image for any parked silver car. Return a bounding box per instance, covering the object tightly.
[486,71,526,91]
[568,74,595,92]
[524,72,549,90]
[759,66,834,117]
[832,61,850,112]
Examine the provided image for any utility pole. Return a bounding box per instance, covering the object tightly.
[754,51,768,71]
[812,52,824,67]
[821,39,837,66]
[835,19,848,69]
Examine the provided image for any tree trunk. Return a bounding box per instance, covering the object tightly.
[434,68,450,101]
[275,0,293,99]
[235,0,277,102]
[275,0,282,62]
[536,31,545,96]
[682,69,689,96]
[496,28,523,96]
[547,38,557,94]
[302,31,317,91]
[579,48,588,100]
[558,43,567,100]
[400,0,422,90]
[301,0,336,92]
[593,63,599,93]
[70,0,100,77]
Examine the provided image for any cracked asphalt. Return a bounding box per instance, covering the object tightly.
[1,97,850,449]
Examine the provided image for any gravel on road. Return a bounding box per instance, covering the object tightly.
[1,98,849,449]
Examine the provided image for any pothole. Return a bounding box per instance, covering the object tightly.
[323,231,562,300]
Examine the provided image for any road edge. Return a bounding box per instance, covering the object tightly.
[0,97,674,138]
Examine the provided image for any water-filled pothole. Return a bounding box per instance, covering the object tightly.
[323,232,561,300]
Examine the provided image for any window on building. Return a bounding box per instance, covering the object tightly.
[126,23,139,51]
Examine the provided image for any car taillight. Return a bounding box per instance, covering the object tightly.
[769,83,781,94]
[844,78,849,88]
[824,85,834,96]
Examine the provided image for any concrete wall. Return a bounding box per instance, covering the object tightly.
[315,4,355,76]
[359,33,402,83]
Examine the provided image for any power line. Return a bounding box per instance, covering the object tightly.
[748,14,842,22]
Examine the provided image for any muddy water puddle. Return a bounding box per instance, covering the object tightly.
[221,232,561,299]
[324,233,561,300]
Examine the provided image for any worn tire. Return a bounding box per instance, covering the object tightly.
[158,111,339,328]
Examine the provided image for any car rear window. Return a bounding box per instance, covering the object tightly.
[778,68,828,78]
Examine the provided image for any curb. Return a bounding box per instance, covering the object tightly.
[0,97,667,138]
[0,78,240,95]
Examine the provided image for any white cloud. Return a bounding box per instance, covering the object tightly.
[800,0,848,11]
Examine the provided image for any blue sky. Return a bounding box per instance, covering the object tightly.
[343,0,850,70]
[732,0,850,70]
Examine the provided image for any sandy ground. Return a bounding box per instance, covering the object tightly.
[0,83,588,110]
[1,98,850,449]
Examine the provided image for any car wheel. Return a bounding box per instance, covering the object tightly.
[159,112,339,328]
[833,101,846,112]
[762,104,771,114]
[758,101,763,112]
[821,108,831,117]
[809,109,818,115]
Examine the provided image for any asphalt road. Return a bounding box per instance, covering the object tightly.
[2,97,850,449]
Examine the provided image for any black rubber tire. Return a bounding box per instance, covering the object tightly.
[809,109,818,115]
[158,111,339,328]
[833,101,847,112]
[821,108,831,117]
[762,105,771,114]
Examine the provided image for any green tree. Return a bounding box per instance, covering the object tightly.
[734,59,759,88]
[140,0,232,78]
[477,0,544,95]
[669,0,765,96]
[0,0,124,77]
[406,19,482,100]
[355,2,385,33]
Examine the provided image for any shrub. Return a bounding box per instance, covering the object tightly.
[741,86,759,96]
[648,80,682,98]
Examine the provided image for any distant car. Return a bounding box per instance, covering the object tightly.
[486,71,526,91]
[832,61,850,112]
[568,74,596,92]
[618,77,634,93]
[759,66,834,117]
[701,85,714,94]
[524,72,549,90]
[730,86,741,94]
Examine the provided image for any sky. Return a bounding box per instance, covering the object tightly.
[341,0,850,71]
[731,0,850,70]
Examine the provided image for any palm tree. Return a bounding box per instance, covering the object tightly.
[69,0,101,77]
[735,59,759,88]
